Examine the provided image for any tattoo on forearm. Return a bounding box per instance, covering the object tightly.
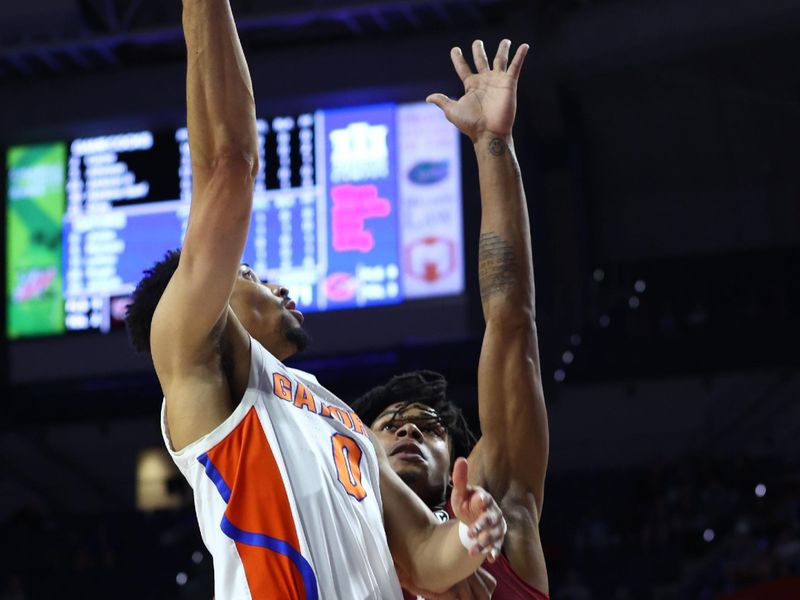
[487,137,522,177]
[488,138,506,156]
[479,233,518,301]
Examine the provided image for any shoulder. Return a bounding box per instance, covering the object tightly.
[287,367,320,385]
[160,316,252,452]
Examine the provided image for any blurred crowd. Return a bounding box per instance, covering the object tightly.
[1,456,797,599]
[546,457,800,599]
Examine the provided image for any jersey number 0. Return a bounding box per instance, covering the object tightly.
[331,433,367,501]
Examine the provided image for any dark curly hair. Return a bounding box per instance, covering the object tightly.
[125,248,181,353]
[349,370,476,465]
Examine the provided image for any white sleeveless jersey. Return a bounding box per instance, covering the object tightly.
[161,337,403,600]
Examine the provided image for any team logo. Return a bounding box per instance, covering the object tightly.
[13,267,57,302]
[324,272,359,303]
[404,237,457,282]
[408,161,449,185]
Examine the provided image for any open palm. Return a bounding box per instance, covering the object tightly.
[427,39,529,142]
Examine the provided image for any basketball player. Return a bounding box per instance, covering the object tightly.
[351,40,549,599]
[124,2,507,598]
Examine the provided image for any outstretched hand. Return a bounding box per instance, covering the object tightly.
[450,457,507,562]
[427,39,529,143]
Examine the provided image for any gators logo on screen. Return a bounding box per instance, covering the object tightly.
[408,161,449,186]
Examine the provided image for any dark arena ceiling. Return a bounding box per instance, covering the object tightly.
[0,0,522,81]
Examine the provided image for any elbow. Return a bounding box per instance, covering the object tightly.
[194,150,258,224]
[211,143,259,180]
[205,103,260,179]
[200,149,259,204]
[485,307,536,334]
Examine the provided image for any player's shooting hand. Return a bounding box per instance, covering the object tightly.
[450,457,507,563]
[427,39,529,143]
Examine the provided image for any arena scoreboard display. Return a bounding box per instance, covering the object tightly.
[5,101,464,339]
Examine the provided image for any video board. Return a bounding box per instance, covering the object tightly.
[6,101,463,339]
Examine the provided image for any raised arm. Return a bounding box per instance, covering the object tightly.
[428,40,549,590]
[150,0,259,447]
[374,431,506,594]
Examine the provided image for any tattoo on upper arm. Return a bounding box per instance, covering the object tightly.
[479,233,518,301]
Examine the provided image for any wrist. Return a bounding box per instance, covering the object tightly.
[473,131,514,148]
[473,133,515,158]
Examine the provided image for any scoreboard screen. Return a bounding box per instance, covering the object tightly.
[5,101,464,339]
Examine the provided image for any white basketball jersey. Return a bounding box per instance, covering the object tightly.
[161,337,403,600]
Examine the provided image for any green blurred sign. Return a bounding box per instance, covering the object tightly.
[6,142,67,339]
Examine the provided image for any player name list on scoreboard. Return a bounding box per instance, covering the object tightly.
[61,114,324,331]
[64,131,163,330]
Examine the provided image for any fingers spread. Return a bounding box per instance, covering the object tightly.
[450,47,474,82]
[493,39,511,71]
[465,495,506,558]
[507,42,530,80]
[472,40,490,73]
[475,520,506,555]
[469,507,500,539]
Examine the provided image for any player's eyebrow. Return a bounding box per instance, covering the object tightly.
[376,403,441,422]
[375,403,413,421]
[239,264,269,283]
